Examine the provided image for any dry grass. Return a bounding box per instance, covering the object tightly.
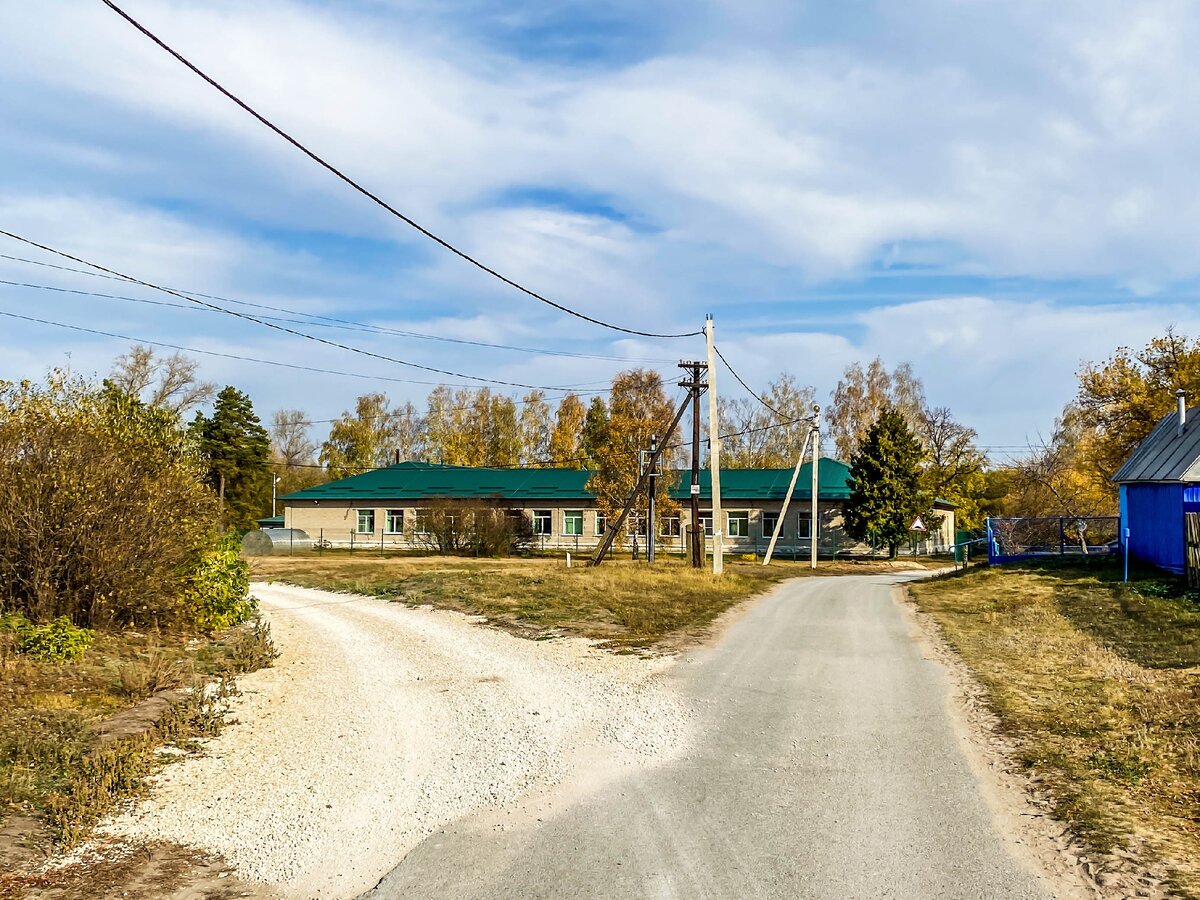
[0,618,276,858]
[249,552,938,649]
[908,561,1200,896]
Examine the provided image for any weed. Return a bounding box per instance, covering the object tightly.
[14,618,93,663]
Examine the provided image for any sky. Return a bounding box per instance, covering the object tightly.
[3,0,1200,460]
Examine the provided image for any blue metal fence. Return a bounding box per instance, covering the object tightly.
[986,516,1120,564]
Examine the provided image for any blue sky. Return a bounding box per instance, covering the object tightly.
[3,0,1200,457]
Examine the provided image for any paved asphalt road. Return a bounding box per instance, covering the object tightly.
[366,574,1052,900]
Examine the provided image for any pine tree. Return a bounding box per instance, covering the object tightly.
[191,386,271,530]
[844,404,929,558]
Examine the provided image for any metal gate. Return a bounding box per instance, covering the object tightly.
[1186,512,1200,589]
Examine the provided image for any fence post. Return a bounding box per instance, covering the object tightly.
[380,528,384,557]
[320,527,324,555]
[1059,517,1065,556]
[289,527,294,557]
[350,530,355,553]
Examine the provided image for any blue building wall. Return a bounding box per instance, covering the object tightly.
[1122,482,1185,574]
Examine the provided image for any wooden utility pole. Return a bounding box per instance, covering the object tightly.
[590,393,691,567]
[680,360,707,568]
[705,316,724,575]
[647,435,657,565]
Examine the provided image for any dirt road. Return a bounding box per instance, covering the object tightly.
[367,574,1060,899]
[104,583,691,898]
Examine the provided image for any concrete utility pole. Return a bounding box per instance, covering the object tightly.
[810,405,821,570]
[680,360,708,568]
[762,423,813,567]
[705,316,724,575]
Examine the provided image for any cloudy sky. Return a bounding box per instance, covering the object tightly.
[2,0,1199,458]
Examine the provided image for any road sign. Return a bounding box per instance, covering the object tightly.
[910,516,927,532]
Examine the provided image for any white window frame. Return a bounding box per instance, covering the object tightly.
[414,508,432,536]
[761,511,779,537]
[356,509,375,534]
[796,512,813,539]
[727,511,749,538]
[532,509,552,536]
[661,516,681,537]
[595,513,608,535]
[698,513,713,536]
[563,510,584,536]
[385,509,404,534]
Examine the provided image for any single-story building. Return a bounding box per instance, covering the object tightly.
[281,459,957,556]
[1115,391,1200,575]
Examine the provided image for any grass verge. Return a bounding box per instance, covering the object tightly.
[249,553,938,649]
[908,560,1200,896]
[0,617,277,859]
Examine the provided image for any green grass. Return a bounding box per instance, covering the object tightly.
[909,561,1200,896]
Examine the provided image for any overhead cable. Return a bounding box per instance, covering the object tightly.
[99,0,703,340]
[0,229,600,392]
[0,256,675,364]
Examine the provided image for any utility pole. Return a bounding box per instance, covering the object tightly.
[272,474,281,517]
[705,316,724,575]
[590,392,691,567]
[810,405,821,570]
[647,435,657,564]
[679,360,707,568]
[762,422,813,566]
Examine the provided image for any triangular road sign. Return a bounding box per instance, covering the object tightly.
[911,516,927,532]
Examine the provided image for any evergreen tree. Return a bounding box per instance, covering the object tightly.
[192,386,271,530]
[844,404,930,558]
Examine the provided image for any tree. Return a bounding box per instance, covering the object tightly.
[580,396,610,467]
[844,405,930,558]
[548,393,587,467]
[519,390,552,466]
[720,373,816,468]
[192,387,272,530]
[586,370,679,535]
[320,393,405,478]
[110,344,215,414]
[1075,328,1200,491]
[917,406,988,530]
[827,359,925,460]
[271,409,326,496]
[0,374,222,628]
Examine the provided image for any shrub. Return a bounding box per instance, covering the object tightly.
[16,616,93,663]
[181,538,255,632]
[414,498,534,556]
[0,375,220,629]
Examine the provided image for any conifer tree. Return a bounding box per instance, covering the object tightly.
[844,404,929,558]
[191,386,271,530]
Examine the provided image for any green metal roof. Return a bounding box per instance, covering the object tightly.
[282,459,855,503]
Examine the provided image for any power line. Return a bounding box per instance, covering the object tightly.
[100,0,703,341]
[712,343,794,423]
[0,255,676,364]
[0,229,607,392]
[0,307,615,398]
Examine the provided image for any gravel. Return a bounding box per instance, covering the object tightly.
[102,582,692,899]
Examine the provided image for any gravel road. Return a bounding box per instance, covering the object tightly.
[368,574,1059,900]
[103,583,692,899]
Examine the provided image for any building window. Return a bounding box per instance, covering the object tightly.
[797,512,813,539]
[385,509,404,534]
[727,511,749,538]
[761,512,779,536]
[533,510,552,535]
[661,516,681,537]
[564,510,583,536]
[698,514,713,536]
[356,509,375,534]
[595,513,607,535]
[414,509,432,536]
